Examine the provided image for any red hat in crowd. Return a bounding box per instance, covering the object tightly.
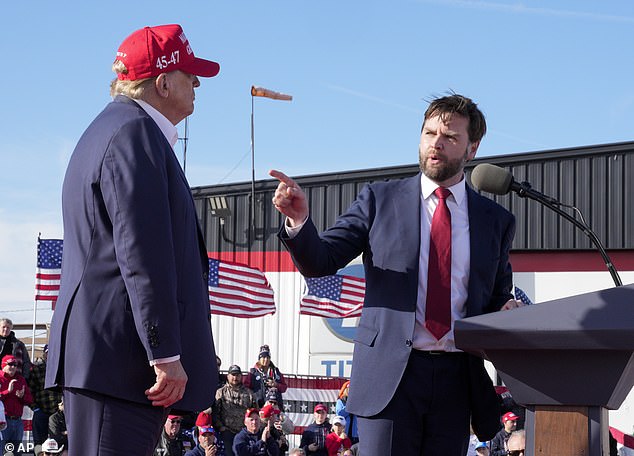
[260,404,281,419]
[195,411,213,427]
[502,412,519,423]
[114,24,220,81]
[167,414,181,421]
[1,355,16,369]
[314,404,328,413]
[245,408,259,419]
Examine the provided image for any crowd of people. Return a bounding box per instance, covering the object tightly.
[2,317,631,455]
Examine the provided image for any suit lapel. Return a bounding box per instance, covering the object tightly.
[466,187,492,316]
[394,174,422,274]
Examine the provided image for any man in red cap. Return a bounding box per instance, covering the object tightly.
[0,354,33,450]
[233,408,279,456]
[45,24,220,455]
[490,412,519,456]
[300,404,330,456]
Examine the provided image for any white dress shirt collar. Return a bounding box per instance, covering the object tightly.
[420,172,467,204]
[131,98,179,149]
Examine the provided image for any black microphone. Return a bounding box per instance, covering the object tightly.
[470,163,557,204]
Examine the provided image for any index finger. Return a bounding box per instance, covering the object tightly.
[269,169,298,188]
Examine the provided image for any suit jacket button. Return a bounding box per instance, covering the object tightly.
[203,271,209,281]
[405,339,413,347]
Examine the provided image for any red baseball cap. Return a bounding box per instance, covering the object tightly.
[314,404,328,413]
[1,355,16,368]
[260,404,281,419]
[115,24,220,81]
[502,412,519,423]
[245,408,259,419]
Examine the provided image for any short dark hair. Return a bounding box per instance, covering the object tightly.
[423,93,487,143]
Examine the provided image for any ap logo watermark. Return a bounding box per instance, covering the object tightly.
[4,441,35,455]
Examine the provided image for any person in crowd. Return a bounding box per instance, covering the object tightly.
[48,398,67,451]
[244,345,287,409]
[475,441,490,456]
[300,404,330,456]
[260,404,288,453]
[0,319,31,379]
[0,354,33,450]
[289,449,306,456]
[325,415,352,456]
[263,390,294,435]
[506,430,525,456]
[44,24,220,455]
[335,381,358,445]
[233,408,279,456]
[40,438,65,455]
[270,93,524,455]
[214,364,258,456]
[154,415,188,455]
[29,344,63,446]
[491,412,519,456]
[185,425,225,456]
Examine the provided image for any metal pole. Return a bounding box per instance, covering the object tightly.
[250,95,255,245]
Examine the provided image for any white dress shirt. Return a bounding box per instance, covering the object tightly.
[412,173,471,351]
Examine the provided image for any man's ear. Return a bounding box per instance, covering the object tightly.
[467,140,480,161]
[155,73,169,98]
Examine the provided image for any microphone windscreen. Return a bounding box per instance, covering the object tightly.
[471,163,513,195]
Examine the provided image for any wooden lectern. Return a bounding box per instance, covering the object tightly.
[455,284,634,456]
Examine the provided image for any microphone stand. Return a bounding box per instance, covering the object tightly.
[513,181,622,287]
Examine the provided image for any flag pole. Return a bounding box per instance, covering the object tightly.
[249,86,293,245]
[250,95,256,246]
[32,234,41,359]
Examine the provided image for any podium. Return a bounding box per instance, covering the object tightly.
[455,284,634,456]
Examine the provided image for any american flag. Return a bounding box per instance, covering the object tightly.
[35,238,63,309]
[301,275,365,318]
[283,375,348,434]
[208,258,276,318]
[514,286,534,306]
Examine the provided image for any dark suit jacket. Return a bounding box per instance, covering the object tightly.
[45,96,217,411]
[280,173,514,435]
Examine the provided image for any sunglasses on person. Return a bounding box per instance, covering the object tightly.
[508,451,524,456]
[5,362,16,367]
[169,418,183,424]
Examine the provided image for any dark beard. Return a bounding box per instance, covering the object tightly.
[419,147,469,183]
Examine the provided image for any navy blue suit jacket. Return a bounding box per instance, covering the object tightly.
[46,96,217,411]
[281,174,514,424]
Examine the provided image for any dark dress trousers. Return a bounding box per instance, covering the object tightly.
[45,96,218,453]
[280,174,514,455]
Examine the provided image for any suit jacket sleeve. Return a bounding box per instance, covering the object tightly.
[101,117,181,361]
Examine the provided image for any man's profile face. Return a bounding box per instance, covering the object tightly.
[419,114,477,187]
[163,70,200,125]
[504,419,517,432]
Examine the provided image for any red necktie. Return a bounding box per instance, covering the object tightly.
[425,187,452,340]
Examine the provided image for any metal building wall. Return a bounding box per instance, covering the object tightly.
[194,140,634,252]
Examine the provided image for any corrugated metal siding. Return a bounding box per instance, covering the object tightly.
[193,141,634,252]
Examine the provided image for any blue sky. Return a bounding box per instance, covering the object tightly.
[2,0,634,324]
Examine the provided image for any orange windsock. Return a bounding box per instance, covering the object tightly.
[251,86,292,101]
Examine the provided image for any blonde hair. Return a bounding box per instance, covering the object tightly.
[109,60,157,99]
